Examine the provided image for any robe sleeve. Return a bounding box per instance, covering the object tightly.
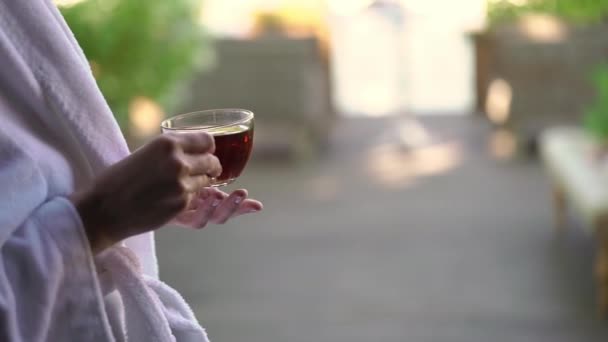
[0,51,114,340]
[0,197,114,342]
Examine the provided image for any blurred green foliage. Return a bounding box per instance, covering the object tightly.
[59,0,212,129]
[585,65,608,142]
[488,0,608,26]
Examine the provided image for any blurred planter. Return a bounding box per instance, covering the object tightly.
[177,37,335,161]
[472,16,608,150]
[584,64,608,154]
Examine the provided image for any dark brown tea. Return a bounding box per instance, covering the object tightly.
[211,124,254,185]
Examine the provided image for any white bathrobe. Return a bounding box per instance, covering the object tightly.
[0,1,209,341]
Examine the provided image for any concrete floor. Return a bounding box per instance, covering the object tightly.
[157,116,608,342]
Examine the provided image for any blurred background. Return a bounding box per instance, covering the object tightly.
[56,0,608,340]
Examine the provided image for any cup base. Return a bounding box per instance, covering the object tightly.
[210,178,236,187]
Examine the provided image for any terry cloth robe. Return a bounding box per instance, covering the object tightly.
[0,0,209,341]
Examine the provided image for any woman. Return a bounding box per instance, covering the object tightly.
[0,1,262,341]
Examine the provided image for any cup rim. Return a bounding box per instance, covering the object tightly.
[161,108,254,131]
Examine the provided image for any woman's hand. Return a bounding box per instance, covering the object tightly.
[173,187,262,229]
[70,132,260,254]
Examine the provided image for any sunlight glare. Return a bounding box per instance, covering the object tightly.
[489,129,517,160]
[129,97,164,137]
[327,0,374,16]
[518,14,567,43]
[485,78,512,125]
[366,142,462,189]
[54,0,86,7]
[398,119,432,148]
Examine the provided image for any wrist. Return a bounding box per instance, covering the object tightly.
[70,189,116,254]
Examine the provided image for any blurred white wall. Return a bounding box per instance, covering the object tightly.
[329,0,486,116]
[401,0,486,115]
[329,6,404,116]
[201,0,324,37]
[202,0,487,116]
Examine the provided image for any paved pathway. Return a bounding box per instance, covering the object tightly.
[157,116,608,341]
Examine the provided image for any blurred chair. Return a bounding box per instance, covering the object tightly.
[474,22,608,151]
[179,37,335,160]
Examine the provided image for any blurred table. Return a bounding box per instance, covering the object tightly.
[540,127,608,316]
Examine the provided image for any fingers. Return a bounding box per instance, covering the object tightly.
[155,133,222,197]
[175,188,263,229]
[233,199,263,217]
[182,153,222,178]
[181,175,212,194]
[166,132,215,154]
[190,191,227,228]
[210,189,249,224]
[206,189,262,223]
[174,189,220,226]
[174,207,198,225]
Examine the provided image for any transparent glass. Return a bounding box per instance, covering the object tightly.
[161,109,255,187]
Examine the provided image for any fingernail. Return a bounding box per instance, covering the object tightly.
[248,208,260,213]
[234,196,243,204]
[212,198,221,207]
